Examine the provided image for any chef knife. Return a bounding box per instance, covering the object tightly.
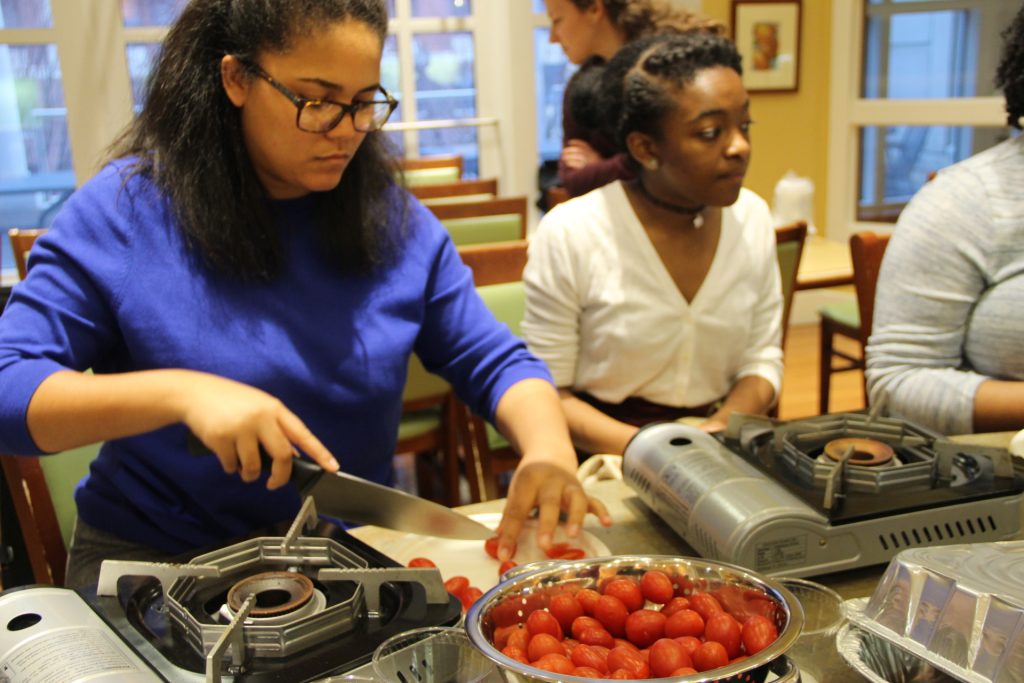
[187,434,494,540]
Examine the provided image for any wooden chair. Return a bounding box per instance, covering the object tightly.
[8,228,47,279]
[3,228,101,587]
[399,155,464,187]
[454,240,529,502]
[395,355,460,506]
[818,231,891,414]
[430,196,528,247]
[412,178,498,206]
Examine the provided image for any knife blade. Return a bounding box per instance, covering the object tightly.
[187,434,494,540]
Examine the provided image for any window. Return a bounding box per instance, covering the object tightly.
[827,0,1010,238]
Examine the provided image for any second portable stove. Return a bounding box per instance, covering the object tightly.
[623,413,1024,577]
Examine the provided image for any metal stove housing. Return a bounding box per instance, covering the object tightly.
[623,413,1024,578]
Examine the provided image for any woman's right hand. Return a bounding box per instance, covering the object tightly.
[177,372,338,490]
[560,138,602,170]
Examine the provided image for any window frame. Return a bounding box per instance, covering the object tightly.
[825,0,1005,243]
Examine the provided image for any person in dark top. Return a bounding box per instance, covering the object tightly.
[544,0,723,197]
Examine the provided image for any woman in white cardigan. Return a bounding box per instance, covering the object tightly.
[522,31,783,455]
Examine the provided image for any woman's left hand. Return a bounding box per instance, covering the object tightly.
[494,459,612,562]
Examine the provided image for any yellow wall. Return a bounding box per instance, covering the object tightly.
[702,0,832,234]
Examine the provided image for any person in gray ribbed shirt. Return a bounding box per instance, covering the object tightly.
[865,7,1024,435]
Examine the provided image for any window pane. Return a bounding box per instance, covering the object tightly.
[381,34,405,154]
[0,0,52,28]
[126,43,162,111]
[121,0,187,28]
[863,6,999,99]
[533,0,546,13]
[412,32,478,176]
[0,44,74,278]
[386,0,395,17]
[411,0,471,18]
[534,27,574,163]
[857,125,1010,221]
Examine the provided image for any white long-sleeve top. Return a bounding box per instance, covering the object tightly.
[866,135,1024,435]
[522,181,783,408]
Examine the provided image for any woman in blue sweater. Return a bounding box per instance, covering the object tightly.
[0,0,608,588]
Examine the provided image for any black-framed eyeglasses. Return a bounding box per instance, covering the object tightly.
[243,61,398,134]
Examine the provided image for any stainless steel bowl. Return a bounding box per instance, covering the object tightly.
[465,555,805,682]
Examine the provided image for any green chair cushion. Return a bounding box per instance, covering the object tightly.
[819,298,860,328]
[397,408,443,441]
[37,443,101,548]
[422,193,493,206]
[476,281,525,336]
[404,167,461,187]
[486,423,510,451]
[441,215,521,247]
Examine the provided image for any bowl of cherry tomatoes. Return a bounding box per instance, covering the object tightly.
[464,555,804,682]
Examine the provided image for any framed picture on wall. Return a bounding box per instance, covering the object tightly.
[731,0,801,93]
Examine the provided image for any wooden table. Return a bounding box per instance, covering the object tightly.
[350,432,1019,681]
[796,236,854,291]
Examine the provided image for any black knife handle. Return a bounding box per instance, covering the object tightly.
[186,432,323,493]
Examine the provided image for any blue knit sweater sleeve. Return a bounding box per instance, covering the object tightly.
[404,199,552,421]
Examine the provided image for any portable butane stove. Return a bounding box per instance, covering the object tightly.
[623,413,1024,577]
[0,498,460,682]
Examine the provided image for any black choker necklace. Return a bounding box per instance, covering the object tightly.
[635,179,706,228]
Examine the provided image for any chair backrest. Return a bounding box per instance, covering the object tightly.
[8,228,47,279]
[2,444,99,587]
[774,221,808,344]
[411,178,498,206]
[399,155,464,187]
[431,196,528,247]
[849,230,891,345]
[458,240,528,287]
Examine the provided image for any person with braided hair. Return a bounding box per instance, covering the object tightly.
[865,2,1024,435]
[523,31,783,455]
[545,0,724,198]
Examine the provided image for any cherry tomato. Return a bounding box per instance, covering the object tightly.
[640,570,675,605]
[608,669,632,680]
[693,640,730,672]
[544,542,570,559]
[571,616,604,640]
[661,596,691,617]
[498,559,517,576]
[484,536,500,559]
[664,609,705,639]
[572,666,603,677]
[501,644,529,664]
[570,644,609,674]
[493,623,524,649]
[593,594,629,637]
[705,612,743,658]
[443,576,470,597]
[741,614,779,655]
[576,588,601,615]
[407,557,436,568]
[648,637,693,678]
[624,609,667,648]
[559,548,586,560]
[674,635,702,657]
[533,653,574,674]
[527,633,564,662]
[548,592,585,632]
[526,609,563,640]
[671,666,700,675]
[603,578,644,612]
[689,592,724,623]
[605,646,650,679]
[459,586,483,611]
[576,626,615,648]
[507,625,530,651]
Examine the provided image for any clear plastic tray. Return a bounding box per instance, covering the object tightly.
[842,540,1024,683]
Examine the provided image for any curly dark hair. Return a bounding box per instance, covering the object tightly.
[995,2,1024,129]
[598,31,743,156]
[566,0,725,41]
[108,0,400,280]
